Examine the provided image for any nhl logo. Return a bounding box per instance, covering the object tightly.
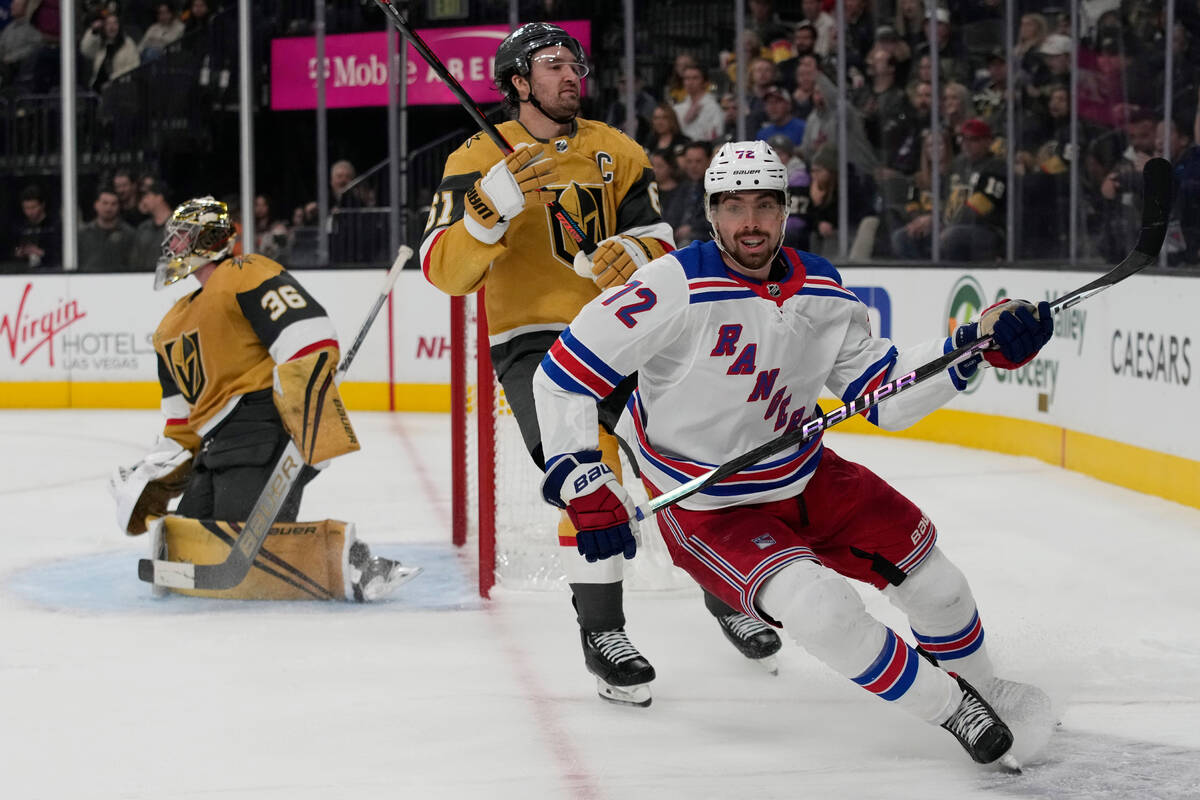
[555,139,569,153]
[767,283,781,297]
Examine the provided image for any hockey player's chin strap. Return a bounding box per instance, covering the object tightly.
[521,92,578,126]
[710,216,788,279]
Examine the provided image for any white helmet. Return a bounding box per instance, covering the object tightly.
[703,140,789,221]
[704,141,790,269]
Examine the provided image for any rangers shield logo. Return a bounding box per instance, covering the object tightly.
[751,533,777,550]
[163,330,206,404]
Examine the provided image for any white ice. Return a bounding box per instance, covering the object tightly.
[2,409,1199,800]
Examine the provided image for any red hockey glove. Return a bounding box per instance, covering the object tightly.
[541,451,638,562]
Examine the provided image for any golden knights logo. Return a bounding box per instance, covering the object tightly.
[162,330,206,404]
[549,181,608,267]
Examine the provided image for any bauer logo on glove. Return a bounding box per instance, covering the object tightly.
[463,142,561,245]
[541,450,639,562]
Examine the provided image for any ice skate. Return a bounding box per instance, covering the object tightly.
[716,613,782,675]
[581,628,655,707]
[985,677,1055,766]
[940,674,1015,766]
[350,541,422,602]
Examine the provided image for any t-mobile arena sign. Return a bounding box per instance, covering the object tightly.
[271,21,591,110]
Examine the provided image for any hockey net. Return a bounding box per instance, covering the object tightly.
[450,294,690,597]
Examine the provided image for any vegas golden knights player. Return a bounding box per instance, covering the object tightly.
[419,24,781,706]
[109,197,418,601]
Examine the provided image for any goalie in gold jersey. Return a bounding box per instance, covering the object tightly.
[421,23,781,706]
[108,197,419,602]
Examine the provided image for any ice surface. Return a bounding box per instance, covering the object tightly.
[2,409,1198,799]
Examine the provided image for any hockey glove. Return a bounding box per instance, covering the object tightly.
[463,143,560,245]
[541,451,638,562]
[108,437,193,535]
[572,234,652,289]
[978,299,1053,369]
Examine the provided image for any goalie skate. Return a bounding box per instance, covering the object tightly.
[940,674,1014,766]
[985,677,1055,767]
[581,628,655,707]
[716,613,782,674]
[350,541,422,602]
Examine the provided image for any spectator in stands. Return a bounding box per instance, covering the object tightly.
[890,127,954,259]
[939,118,1007,261]
[755,85,805,147]
[717,29,767,96]
[972,48,1007,135]
[893,0,926,52]
[330,159,364,209]
[748,0,792,61]
[789,53,820,121]
[608,73,658,141]
[872,25,912,86]
[130,179,171,270]
[112,168,146,227]
[841,0,875,67]
[803,143,877,258]
[877,79,931,178]
[81,12,139,91]
[673,64,723,142]
[663,52,699,105]
[941,82,973,139]
[768,134,813,250]
[920,7,971,87]
[1156,116,1200,266]
[798,0,834,58]
[649,150,691,240]
[800,73,878,176]
[183,0,211,35]
[0,0,43,88]
[1015,12,1049,77]
[139,2,183,62]
[644,102,690,159]
[674,140,712,245]
[253,193,290,260]
[714,93,740,146]
[742,56,779,133]
[776,21,815,94]
[1029,34,1071,103]
[856,48,907,151]
[78,186,136,271]
[10,184,59,272]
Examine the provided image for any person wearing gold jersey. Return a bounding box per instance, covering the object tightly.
[420,23,781,706]
[109,197,418,602]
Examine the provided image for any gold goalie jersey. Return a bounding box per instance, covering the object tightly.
[154,254,339,449]
[419,118,675,340]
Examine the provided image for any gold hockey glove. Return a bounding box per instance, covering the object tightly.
[464,143,560,245]
[572,234,653,289]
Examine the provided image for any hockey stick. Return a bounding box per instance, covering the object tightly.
[639,157,1172,518]
[137,246,413,589]
[369,0,597,255]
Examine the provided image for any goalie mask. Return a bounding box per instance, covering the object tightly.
[154,196,237,290]
[704,141,790,270]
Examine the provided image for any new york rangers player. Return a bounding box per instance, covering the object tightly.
[532,140,1057,766]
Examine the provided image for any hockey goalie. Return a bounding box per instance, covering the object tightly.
[108,196,419,601]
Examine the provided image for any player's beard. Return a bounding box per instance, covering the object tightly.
[536,84,581,122]
[724,227,780,272]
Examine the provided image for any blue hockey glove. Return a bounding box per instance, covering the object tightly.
[979,299,1054,369]
[541,451,638,562]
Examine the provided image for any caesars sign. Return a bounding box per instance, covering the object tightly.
[270,21,592,110]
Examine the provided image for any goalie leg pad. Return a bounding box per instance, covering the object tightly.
[158,515,355,601]
[273,348,360,466]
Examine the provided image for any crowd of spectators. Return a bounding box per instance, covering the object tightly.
[3,0,1200,270]
[605,0,1200,265]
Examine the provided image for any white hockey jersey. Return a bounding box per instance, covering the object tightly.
[532,240,968,511]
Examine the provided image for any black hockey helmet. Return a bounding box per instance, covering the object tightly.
[494,22,588,105]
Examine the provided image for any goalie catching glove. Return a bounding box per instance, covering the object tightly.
[464,142,560,245]
[541,450,638,562]
[954,298,1053,378]
[109,437,193,535]
[572,234,653,289]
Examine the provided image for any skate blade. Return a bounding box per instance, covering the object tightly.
[753,654,780,676]
[596,678,652,707]
[997,753,1023,773]
[362,565,423,601]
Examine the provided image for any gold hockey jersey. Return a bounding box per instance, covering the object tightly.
[419,118,674,342]
[154,254,338,448]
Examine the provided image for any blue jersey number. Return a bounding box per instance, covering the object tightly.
[601,281,657,328]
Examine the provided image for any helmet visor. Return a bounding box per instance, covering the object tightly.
[529,51,589,78]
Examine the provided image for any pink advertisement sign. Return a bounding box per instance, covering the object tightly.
[271,21,591,110]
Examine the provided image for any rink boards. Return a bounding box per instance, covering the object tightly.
[1,267,1196,508]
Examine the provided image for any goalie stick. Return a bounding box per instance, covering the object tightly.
[137,246,413,590]
[369,0,597,255]
[639,156,1172,519]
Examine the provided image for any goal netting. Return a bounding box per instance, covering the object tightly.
[450,294,690,597]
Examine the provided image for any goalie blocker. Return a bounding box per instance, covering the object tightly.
[148,516,420,601]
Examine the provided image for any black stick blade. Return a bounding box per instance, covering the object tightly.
[1137,157,1172,256]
